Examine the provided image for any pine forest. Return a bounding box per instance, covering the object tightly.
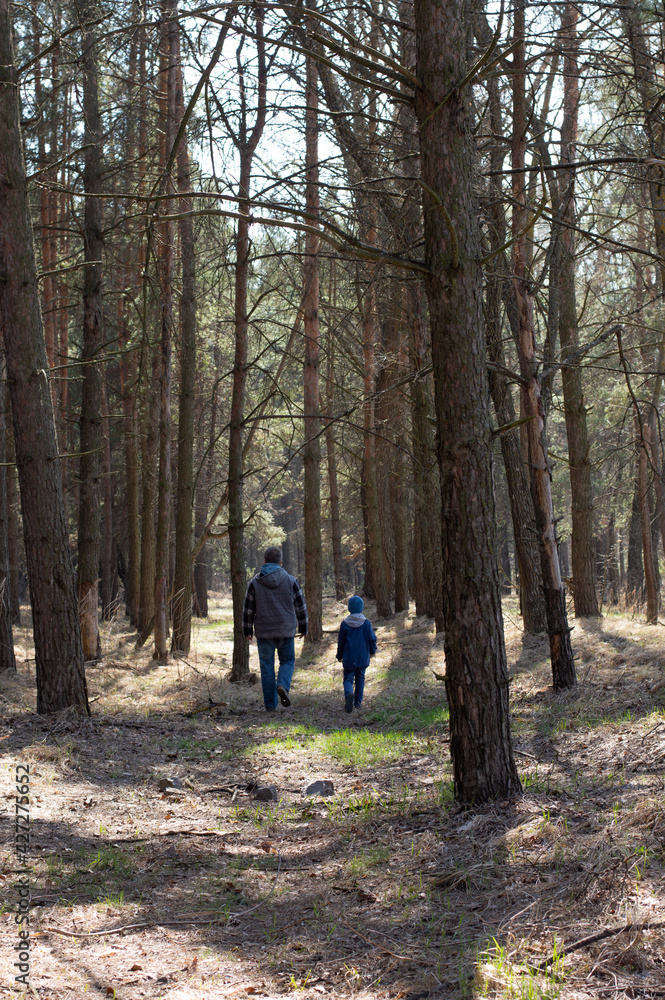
[2,0,665,996]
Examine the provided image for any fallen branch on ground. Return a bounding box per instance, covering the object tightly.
[534,920,665,972]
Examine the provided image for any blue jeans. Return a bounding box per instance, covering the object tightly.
[256,637,295,710]
[343,665,366,707]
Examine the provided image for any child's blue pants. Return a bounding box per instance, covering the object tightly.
[343,665,366,707]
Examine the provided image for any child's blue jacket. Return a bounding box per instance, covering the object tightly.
[336,614,377,669]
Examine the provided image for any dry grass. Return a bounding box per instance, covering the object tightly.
[1,596,664,999]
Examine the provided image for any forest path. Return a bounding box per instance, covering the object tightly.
[1,597,665,998]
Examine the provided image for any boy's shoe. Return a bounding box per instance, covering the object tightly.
[276,685,291,707]
[345,693,354,713]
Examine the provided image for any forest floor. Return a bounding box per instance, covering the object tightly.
[1,595,665,1000]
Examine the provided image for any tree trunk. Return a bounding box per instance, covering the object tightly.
[361,259,391,618]
[228,154,252,679]
[606,512,619,606]
[5,391,20,624]
[396,3,441,622]
[486,326,547,634]
[171,32,197,655]
[138,354,160,636]
[303,53,323,642]
[32,16,57,391]
[484,254,546,634]
[475,3,547,634]
[0,2,88,712]
[228,10,266,680]
[637,420,659,623]
[77,0,104,661]
[100,379,115,620]
[58,172,70,493]
[391,340,410,614]
[512,0,576,690]
[413,0,520,802]
[374,325,395,604]
[558,3,599,617]
[193,375,219,618]
[408,285,443,626]
[412,506,425,614]
[119,316,140,625]
[153,2,177,664]
[323,325,345,600]
[118,17,141,627]
[627,474,644,604]
[0,353,15,671]
[375,295,410,611]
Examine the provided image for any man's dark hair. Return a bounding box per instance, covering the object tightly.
[264,546,282,564]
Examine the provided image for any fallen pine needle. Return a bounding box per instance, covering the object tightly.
[43,854,282,939]
[338,918,431,964]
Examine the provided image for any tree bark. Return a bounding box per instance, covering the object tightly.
[0,1,88,712]
[303,52,323,642]
[413,0,520,802]
[77,0,104,661]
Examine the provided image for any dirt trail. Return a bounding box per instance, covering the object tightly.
[1,597,665,998]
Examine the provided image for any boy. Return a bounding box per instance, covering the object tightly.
[336,596,377,713]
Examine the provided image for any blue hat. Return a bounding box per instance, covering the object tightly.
[348,595,364,614]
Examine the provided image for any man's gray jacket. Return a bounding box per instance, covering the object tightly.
[242,567,308,639]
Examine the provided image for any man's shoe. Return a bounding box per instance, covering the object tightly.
[277,685,291,707]
[345,693,354,713]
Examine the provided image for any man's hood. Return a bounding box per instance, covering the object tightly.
[344,613,366,628]
[256,566,288,589]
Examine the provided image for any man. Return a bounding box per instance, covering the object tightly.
[243,546,308,711]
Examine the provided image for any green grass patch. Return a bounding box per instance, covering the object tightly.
[243,718,436,766]
[192,617,233,630]
[366,703,449,731]
[319,728,413,766]
[346,845,390,876]
[175,736,227,758]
